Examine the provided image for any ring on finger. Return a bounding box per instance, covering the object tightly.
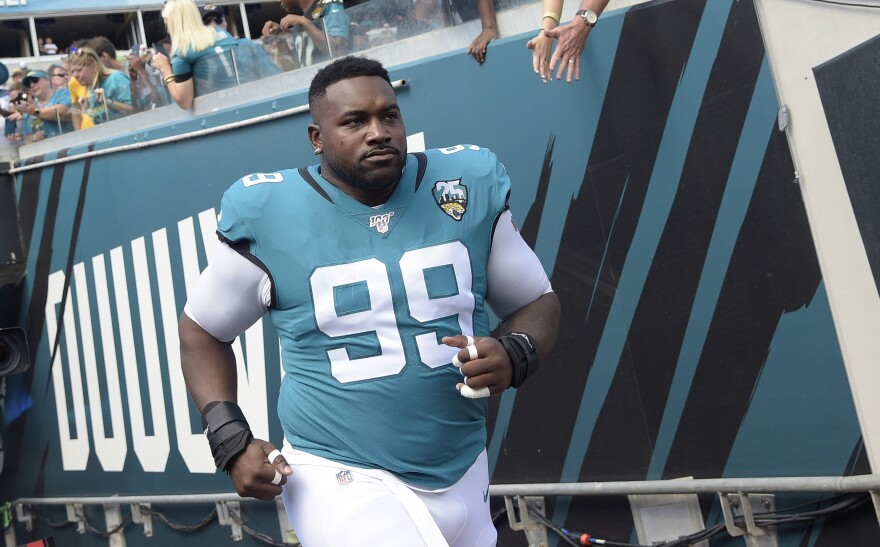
[271,469,282,485]
[267,449,282,465]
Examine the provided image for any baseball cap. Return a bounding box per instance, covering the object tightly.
[199,3,224,20]
[22,70,49,87]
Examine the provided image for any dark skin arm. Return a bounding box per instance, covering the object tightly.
[442,291,561,395]
[179,313,292,499]
[466,0,498,65]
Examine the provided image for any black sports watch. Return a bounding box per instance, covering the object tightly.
[575,9,598,27]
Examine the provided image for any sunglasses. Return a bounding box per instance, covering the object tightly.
[52,72,68,78]
[205,15,225,24]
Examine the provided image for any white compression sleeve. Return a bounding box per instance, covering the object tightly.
[485,210,553,321]
[183,241,270,342]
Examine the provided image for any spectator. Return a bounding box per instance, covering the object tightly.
[67,39,96,130]
[154,0,280,108]
[127,48,171,111]
[199,3,229,33]
[47,64,69,91]
[88,36,127,71]
[10,69,24,85]
[262,33,300,72]
[38,38,46,55]
[69,47,134,125]
[349,21,369,52]
[262,0,350,66]
[18,68,73,138]
[1,82,23,146]
[151,0,244,109]
[533,0,610,82]
[3,83,40,143]
[406,0,447,36]
[44,37,59,55]
[466,0,497,66]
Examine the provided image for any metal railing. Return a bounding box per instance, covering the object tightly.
[10,474,880,547]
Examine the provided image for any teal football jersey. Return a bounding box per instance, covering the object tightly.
[217,145,511,488]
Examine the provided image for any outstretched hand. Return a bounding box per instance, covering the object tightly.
[228,439,292,500]
[544,22,591,82]
[442,334,512,398]
[526,31,555,82]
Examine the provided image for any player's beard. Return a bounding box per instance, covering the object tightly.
[325,147,406,193]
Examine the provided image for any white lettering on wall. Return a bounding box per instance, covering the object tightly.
[52,209,277,474]
[77,260,127,471]
[46,271,90,470]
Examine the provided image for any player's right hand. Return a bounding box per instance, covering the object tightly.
[229,439,293,500]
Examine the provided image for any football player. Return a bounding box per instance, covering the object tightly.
[180,56,560,546]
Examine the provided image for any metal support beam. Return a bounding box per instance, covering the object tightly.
[215,501,242,541]
[103,504,125,547]
[14,504,32,532]
[718,493,778,547]
[130,503,153,537]
[65,503,85,534]
[504,496,548,547]
[629,492,708,547]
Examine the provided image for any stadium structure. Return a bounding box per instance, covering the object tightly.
[2,0,880,545]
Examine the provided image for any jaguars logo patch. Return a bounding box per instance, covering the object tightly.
[433,179,468,221]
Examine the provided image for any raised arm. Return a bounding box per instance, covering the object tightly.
[545,0,611,82]
[466,0,498,65]
[527,0,564,81]
[151,52,195,109]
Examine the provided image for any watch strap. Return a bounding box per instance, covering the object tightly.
[575,9,598,27]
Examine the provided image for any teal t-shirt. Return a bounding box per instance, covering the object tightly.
[38,87,74,137]
[88,71,132,125]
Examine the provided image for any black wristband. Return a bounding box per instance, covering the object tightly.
[201,401,253,472]
[498,332,539,388]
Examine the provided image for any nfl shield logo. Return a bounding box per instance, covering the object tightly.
[336,469,354,486]
[369,211,395,234]
[433,180,468,221]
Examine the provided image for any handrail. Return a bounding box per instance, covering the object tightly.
[489,474,880,496]
[15,474,880,507]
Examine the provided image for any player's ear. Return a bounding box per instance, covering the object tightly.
[307,123,322,152]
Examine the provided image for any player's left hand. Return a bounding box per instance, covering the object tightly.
[442,334,512,398]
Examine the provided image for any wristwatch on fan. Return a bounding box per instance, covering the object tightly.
[575,9,598,27]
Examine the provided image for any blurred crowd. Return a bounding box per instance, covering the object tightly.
[1,0,502,147]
